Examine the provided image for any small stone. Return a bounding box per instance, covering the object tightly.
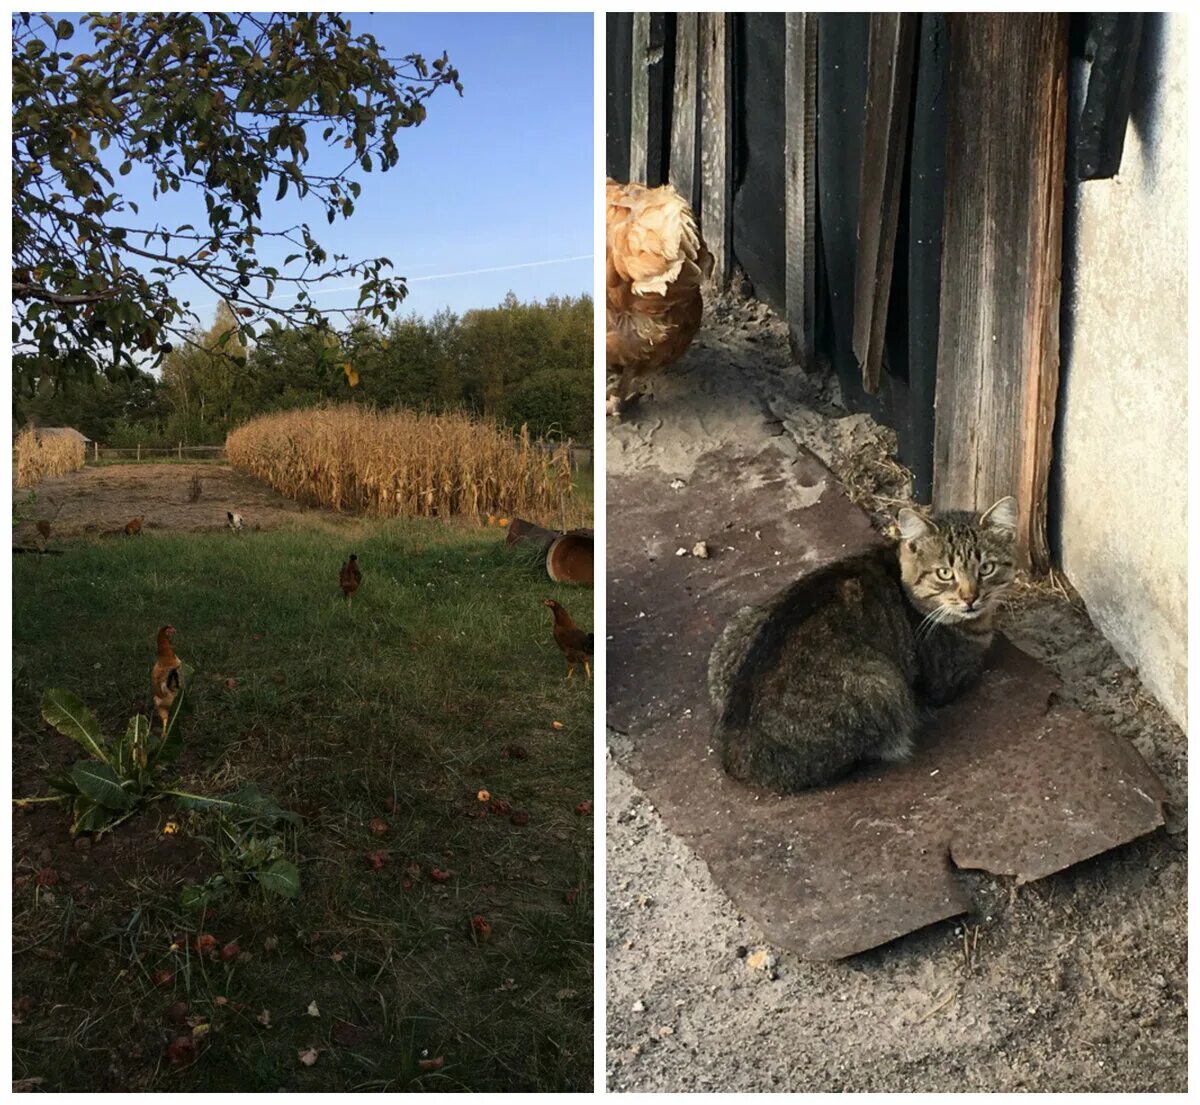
[692,542,710,559]
[632,1000,645,1013]
[735,945,748,958]
[675,547,688,557]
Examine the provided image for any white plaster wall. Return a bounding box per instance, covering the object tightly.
[1055,14,1188,728]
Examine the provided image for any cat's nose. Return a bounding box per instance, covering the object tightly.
[959,584,979,607]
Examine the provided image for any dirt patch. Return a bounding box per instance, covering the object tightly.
[13,463,314,542]
[606,296,1186,1092]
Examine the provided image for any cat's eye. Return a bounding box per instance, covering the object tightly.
[935,566,954,582]
[979,561,995,576]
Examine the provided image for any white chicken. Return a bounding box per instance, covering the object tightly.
[606,178,714,414]
[227,510,244,532]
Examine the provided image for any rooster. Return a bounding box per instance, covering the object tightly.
[340,553,362,605]
[606,178,714,414]
[543,599,593,681]
[125,515,144,536]
[151,625,182,733]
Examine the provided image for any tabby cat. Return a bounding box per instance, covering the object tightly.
[709,496,1018,793]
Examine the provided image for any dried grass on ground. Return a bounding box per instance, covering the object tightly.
[13,427,86,488]
[226,407,574,521]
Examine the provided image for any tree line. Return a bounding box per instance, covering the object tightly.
[15,291,593,447]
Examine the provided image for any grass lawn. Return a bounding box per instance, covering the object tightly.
[12,516,594,1091]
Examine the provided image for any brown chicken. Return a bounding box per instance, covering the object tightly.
[544,599,593,681]
[606,178,714,414]
[151,625,182,732]
[35,520,51,541]
[340,553,362,603]
[125,515,144,536]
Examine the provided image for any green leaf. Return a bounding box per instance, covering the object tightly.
[179,884,209,911]
[70,761,132,810]
[258,859,300,899]
[71,797,114,835]
[116,714,151,777]
[42,689,110,766]
[180,877,227,911]
[45,774,81,797]
[170,783,300,826]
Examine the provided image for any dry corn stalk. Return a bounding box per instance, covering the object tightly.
[13,428,86,488]
[225,406,573,520]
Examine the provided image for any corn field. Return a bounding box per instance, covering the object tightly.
[225,406,576,520]
[13,428,86,488]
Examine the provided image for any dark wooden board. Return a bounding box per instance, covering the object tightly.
[932,14,1068,571]
[851,14,917,394]
[629,14,670,186]
[901,13,949,505]
[784,12,818,366]
[1076,13,1144,180]
[730,13,787,314]
[606,12,632,181]
[628,12,676,185]
[816,13,871,398]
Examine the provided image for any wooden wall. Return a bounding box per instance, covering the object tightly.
[607,13,1141,573]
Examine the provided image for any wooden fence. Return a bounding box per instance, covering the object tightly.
[86,444,227,463]
[86,441,591,470]
[608,13,1143,572]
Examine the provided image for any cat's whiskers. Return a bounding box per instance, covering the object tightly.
[915,603,953,644]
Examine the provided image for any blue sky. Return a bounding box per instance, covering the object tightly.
[99,13,595,326]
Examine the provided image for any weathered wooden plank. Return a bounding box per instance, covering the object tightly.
[698,12,732,287]
[730,14,787,311]
[1017,28,1068,574]
[815,15,872,406]
[1076,13,1144,180]
[669,13,700,207]
[629,15,670,186]
[784,13,818,367]
[645,14,669,185]
[904,13,950,504]
[629,13,651,184]
[605,13,633,180]
[932,14,1068,572]
[851,13,918,393]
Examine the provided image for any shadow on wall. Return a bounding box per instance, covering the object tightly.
[1129,11,1166,186]
[1049,12,1168,566]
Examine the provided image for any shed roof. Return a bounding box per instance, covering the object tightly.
[37,426,91,444]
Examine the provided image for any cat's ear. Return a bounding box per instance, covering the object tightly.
[980,495,1017,533]
[897,508,937,541]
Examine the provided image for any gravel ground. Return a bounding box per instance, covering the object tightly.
[605,297,1187,1093]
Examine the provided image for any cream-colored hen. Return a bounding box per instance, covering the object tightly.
[606,179,713,413]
